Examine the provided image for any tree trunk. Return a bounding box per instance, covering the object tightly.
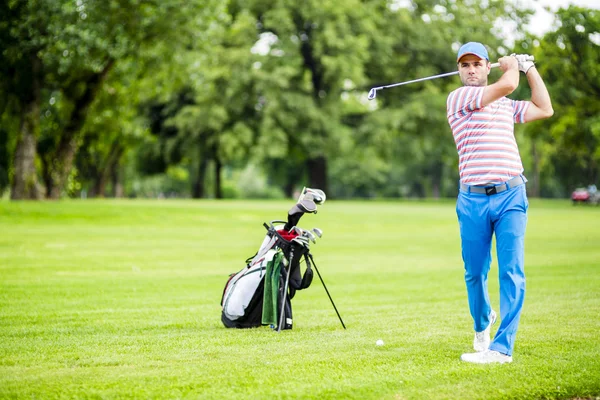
[48,59,115,199]
[431,181,440,199]
[48,136,78,199]
[11,106,43,200]
[112,164,124,198]
[11,56,43,200]
[110,147,124,198]
[92,141,123,198]
[192,146,208,199]
[306,156,328,194]
[283,182,295,198]
[431,160,443,199]
[589,155,597,187]
[93,176,107,198]
[214,144,222,199]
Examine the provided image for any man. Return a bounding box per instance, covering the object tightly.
[446,42,553,364]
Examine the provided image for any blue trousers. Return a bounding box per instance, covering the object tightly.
[456,183,528,356]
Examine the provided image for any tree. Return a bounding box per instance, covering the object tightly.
[138,4,260,198]
[516,6,600,196]
[0,0,49,198]
[245,0,377,195]
[1,0,220,199]
[347,0,533,198]
[73,63,149,198]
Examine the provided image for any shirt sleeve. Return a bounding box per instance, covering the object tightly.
[446,86,484,119]
[512,100,530,124]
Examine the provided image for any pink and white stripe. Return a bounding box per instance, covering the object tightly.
[447,86,530,185]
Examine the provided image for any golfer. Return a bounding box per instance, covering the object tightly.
[446,42,553,364]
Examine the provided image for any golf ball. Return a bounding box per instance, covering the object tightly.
[376,339,384,346]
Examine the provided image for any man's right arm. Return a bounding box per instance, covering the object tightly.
[481,56,520,107]
[523,66,554,121]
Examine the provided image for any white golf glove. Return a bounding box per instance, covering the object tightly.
[512,53,535,74]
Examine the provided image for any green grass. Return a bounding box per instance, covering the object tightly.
[1,199,599,399]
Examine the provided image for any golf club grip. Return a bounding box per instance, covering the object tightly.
[490,55,534,70]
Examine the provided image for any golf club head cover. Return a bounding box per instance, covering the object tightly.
[298,187,326,205]
[284,204,304,231]
[283,200,317,230]
[283,187,325,230]
[297,199,317,213]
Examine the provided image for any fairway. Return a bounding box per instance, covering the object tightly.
[1,199,599,399]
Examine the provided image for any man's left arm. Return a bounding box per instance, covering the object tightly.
[524,66,554,122]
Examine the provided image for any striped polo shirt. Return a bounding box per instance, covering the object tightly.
[447,86,530,185]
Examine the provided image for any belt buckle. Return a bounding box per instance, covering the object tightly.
[485,186,497,195]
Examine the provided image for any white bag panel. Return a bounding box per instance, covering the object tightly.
[223,249,278,320]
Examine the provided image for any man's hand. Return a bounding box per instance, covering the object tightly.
[512,54,535,74]
[498,56,519,72]
[482,56,520,107]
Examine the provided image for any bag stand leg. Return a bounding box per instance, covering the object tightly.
[277,246,294,333]
[309,253,346,330]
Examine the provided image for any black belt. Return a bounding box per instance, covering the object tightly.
[460,175,527,195]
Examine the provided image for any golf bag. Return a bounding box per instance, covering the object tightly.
[220,222,314,330]
[220,188,326,331]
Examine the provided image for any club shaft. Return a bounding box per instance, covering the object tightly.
[374,62,500,91]
[277,250,293,332]
[367,56,536,100]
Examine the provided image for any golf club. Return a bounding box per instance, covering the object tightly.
[312,228,323,238]
[290,226,317,244]
[367,56,534,100]
[303,230,316,244]
[292,236,310,247]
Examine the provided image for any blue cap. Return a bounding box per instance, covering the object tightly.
[457,42,489,62]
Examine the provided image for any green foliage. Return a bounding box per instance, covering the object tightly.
[127,166,191,198]
[358,0,534,199]
[539,7,600,188]
[1,200,599,398]
[1,0,223,198]
[244,0,379,192]
[235,164,286,199]
[509,6,600,195]
[2,0,599,199]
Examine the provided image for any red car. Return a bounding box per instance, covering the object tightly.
[571,186,600,205]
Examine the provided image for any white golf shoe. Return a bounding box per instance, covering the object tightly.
[460,350,513,364]
[473,310,497,352]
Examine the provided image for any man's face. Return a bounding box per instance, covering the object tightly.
[458,54,490,86]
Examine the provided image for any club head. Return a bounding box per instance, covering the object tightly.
[312,228,322,238]
[303,230,316,244]
[291,226,303,236]
[292,237,310,248]
[367,88,377,100]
